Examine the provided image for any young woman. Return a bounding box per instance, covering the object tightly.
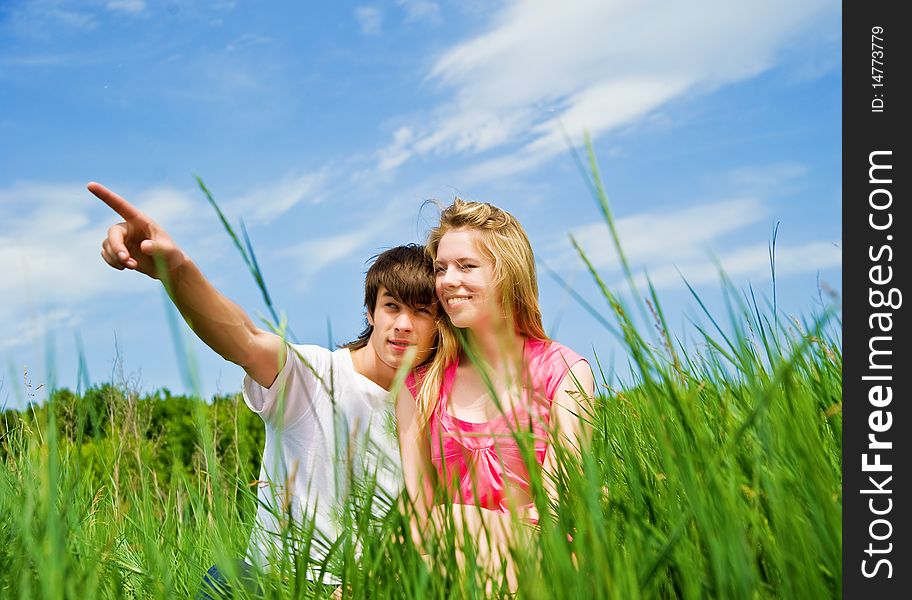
[396,198,595,578]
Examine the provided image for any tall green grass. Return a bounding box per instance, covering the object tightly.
[0,151,841,598]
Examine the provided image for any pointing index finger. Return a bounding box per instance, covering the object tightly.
[87,181,146,222]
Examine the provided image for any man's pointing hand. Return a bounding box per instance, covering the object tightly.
[88,181,186,279]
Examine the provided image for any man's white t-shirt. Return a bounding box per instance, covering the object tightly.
[242,344,402,577]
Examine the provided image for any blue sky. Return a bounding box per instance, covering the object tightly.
[1,0,840,408]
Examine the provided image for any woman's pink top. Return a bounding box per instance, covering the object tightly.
[406,338,586,514]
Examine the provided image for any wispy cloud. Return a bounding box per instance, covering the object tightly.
[46,8,98,31]
[225,33,273,52]
[0,170,347,355]
[3,2,99,37]
[355,6,383,36]
[226,169,331,225]
[0,54,75,67]
[130,186,207,234]
[0,308,82,352]
[720,163,809,196]
[462,76,690,183]
[198,57,263,92]
[548,193,839,292]
[106,0,147,14]
[275,209,405,284]
[376,126,416,172]
[0,181,213,353]
[554,197,769,272]
[396,0,441,23]
[374,0,833,178]
[623,240,841,292]
[1,183,140,337]
[156,52,281,108]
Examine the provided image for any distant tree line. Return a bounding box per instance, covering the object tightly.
[0,385,265,492]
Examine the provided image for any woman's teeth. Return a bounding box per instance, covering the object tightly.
[447,297,470,306]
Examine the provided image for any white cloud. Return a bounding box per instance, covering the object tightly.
[396,0,441,23]
[355,6,383,36]
[720,163,809,195]
[106,0,146,14]
[275,212,403,284]
[557,197,768,271]
[0,183,141,338]
[280,230,371,281]
[0,308,82,352]
[200,58,263,93]
[225,33,272,52]
[0,171,347,359]
[46,9,97,31]
[374,0,834,177]
[547,193,840,293]
[0,181,214,355]
[376,126,416,172]
[7,3,97,33]
[464,76,691,182]
[131,185,208,234]
[623,240,841,291]
[0,54,73,67]
[225,169,330,225]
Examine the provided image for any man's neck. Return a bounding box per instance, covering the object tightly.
[349,345,395,390]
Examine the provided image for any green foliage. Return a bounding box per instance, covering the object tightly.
[0,295,841,600]
[1,386,263,499]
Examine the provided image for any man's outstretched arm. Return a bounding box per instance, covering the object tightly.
[89,181,284,388]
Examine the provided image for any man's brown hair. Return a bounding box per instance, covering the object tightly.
[343,244,437,350]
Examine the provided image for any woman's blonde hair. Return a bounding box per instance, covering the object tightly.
[414,198,548,423]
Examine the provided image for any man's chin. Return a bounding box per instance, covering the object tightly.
[383,348,419,370]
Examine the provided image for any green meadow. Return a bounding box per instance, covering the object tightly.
[0,154,842,598]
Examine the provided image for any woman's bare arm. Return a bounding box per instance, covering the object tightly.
[541,361,595,505]
[395,386,435,548]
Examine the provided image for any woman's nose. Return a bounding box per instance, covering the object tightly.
[440,265,459,287]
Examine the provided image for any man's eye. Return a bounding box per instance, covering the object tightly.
[386,303,398,309]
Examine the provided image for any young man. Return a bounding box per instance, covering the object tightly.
[89,182,438,583]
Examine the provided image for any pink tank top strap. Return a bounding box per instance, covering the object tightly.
[431,360,458,416]
[405,361,460,414]
[405,371,420,399]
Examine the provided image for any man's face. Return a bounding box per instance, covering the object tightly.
[367,286,438,371]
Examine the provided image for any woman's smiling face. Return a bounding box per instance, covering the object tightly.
[434,228,499,330]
